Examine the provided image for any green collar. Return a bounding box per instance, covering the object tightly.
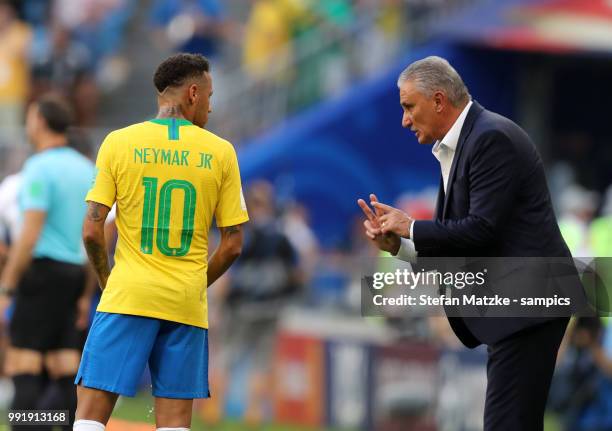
[149,118,193,140]
[149,118,193,126]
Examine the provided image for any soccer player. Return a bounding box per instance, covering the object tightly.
[73,53,249,431]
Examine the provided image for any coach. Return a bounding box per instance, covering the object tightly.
[358,56,574,430]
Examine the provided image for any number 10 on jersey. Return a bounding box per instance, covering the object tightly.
[141,177,196,256]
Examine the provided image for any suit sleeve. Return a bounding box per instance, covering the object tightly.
[412,130,522,251]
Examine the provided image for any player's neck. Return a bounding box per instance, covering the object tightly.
[156,104,188,121]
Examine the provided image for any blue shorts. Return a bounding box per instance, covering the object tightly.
[75,312,209,399]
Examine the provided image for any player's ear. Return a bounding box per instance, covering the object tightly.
[188,83,198,106]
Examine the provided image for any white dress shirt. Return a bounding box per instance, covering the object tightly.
[395,100,473,263]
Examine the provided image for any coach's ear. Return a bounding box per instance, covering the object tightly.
[433,90,446,113]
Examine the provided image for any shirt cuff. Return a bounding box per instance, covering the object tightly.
[394,237,418,264]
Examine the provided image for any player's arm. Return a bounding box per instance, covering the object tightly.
[207,224,244,287]
[75,263,97,330]
[0,210,46,293]
[82,201,111,290]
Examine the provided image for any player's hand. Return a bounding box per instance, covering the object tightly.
[371,200,414,238]
[358,194,401,255]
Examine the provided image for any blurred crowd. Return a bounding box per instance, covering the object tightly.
[554,176,612,259]
[0,0,134,134]
[2,0,611,430]
[550,316,612,431]
[239,0,407,108]
[0,0,468,147]
[548,171,612,431]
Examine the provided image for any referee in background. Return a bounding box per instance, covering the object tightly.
[0,95,94,429]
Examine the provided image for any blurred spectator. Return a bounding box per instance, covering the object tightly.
[56,0,133,91]
[404,0,446,36]
[214,180,300,426]
[589,185,612,316]
[282,202,319,280]
[0,0,32,141]
[150,0,227,60]
[287,0,354,107]
[590,185,612,258]
[242,0,301,82]
[238,0,308,134]
[309,247,351,308]
[357,0,405,76]
[30,24,98,126]
[549,318,602,430]
[558,184,598,257]
[578,319,612,430]
[54,0,131,58]
[550,317,612,431]
[309,0,354,97]
[18,0,47,24]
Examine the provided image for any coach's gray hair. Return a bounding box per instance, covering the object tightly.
[397,56,470,107]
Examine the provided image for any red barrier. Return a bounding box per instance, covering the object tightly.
[273,332,325,427]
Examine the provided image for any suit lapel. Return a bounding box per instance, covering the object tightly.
[442,101,484,219]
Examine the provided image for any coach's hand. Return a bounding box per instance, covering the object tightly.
[370,199,414,239]
[358,194,401,255]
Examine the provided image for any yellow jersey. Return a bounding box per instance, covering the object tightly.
[86,118,249,328]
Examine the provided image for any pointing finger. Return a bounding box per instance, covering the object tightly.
[370,194,384,218]
[358,199,377,223]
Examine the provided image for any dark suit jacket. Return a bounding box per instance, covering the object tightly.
[412,101,574,347]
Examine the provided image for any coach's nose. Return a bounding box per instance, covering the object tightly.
[402,112,412,128]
